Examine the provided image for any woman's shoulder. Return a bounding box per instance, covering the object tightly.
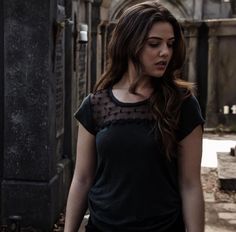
[90,88,110,105]
[176,89,205,141]
[92,88,109,97]
[175,87,201,113]
[75,88,109,113]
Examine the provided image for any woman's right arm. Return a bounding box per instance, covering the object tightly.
[64,123,96,232]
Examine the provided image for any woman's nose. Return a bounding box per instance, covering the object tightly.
[159,44,170,57]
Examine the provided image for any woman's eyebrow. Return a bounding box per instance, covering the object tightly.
[147,36,175,41]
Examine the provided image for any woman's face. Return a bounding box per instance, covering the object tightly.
[139,21,175,78]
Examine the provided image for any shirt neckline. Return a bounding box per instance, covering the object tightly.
[108,87,150,107]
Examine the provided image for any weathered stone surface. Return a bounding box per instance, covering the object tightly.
[57,159,72,213]
[218,212,236,220]
[1,0,73,231]
[215,203,236,212]
[205,225,235,232]
[204,192,215,202]
[217,152,236,190]
[3,0,56,181]
[218,152,236,179]
[1,158,71,231]
[1,176,59,231]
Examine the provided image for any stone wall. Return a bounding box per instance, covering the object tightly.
[206,19,236,129]
[203,0,232,19]
[1,0,72,230]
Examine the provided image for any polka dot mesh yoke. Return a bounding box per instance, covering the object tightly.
[90,88,153,132]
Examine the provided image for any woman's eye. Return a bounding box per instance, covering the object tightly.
[148,43,160,47]
[167,43,174,48]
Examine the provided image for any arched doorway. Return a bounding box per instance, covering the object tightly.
[109,0,190,22]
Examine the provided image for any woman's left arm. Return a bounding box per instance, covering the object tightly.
[178,125,205,232]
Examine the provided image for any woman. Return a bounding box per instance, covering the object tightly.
[64,1,205,231]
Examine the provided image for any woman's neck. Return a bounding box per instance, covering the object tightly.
[113,74,153,98]
[115,74,151,89]
[113,59,154,97]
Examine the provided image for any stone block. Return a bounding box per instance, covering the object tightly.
[215,203,236,212]
[218,212,236,220]
[57,158,72,213]
[204,192,215,202]
[1,158,72,231]
[217,152,236,191]
[1,175,59,231]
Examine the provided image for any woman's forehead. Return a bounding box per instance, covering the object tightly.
[147,22,174,37]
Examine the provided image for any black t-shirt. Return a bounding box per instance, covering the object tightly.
[74,87,205,232]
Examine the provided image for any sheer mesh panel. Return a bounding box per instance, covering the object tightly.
[90,89,153,132]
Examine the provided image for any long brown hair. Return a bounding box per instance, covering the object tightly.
[94,1,193,159]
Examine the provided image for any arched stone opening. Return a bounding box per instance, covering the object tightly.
[109,0,191,22]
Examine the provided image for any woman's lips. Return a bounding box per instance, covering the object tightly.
[155,61,167,70]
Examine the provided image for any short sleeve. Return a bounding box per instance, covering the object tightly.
[177,95,205,141]
[74,94,96,135]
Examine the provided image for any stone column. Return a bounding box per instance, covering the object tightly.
[85,0,94,93]
[230,0,236,17]
[194,0,203,20]
[1,0,71,230]
[205,21,219,128]
[183,22,200,85]
[91,0,102,89]
[99,0,111,75]
[0,0,4,220]
[98,24,107,75]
